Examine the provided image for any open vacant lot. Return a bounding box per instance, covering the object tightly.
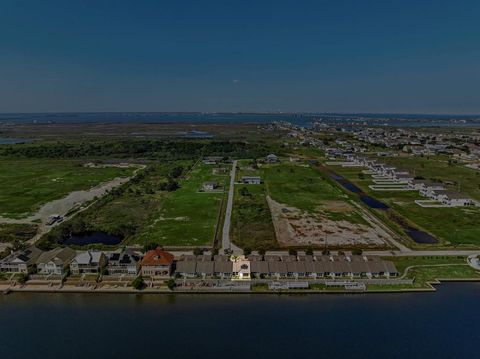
[231,160,277,250]
[138,162,229,247]
[259,162,390,248]
[0,159,134,219]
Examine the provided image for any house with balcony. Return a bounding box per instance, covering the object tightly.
[0,246,42,274]
[36,247,76,276]
[70,251,107,275]
[140,247,174,277]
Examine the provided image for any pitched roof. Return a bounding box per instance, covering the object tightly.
[73,251,104,265]
[37,247,75,266]
[268,261,287,274]
[140,248,174,266]
[286,261,306,273]
[213,255,229,262]
[250,261,269,273]
[2,246,42,265]
[213,261,233,274]
[247,254,263,262]
[176,260,197,273]
[196,261,214,274]
[108,249,140,266]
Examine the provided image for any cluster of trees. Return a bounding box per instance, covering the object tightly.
[2,139,281,160]
[239,187,251,197]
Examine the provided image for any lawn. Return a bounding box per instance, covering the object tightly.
[386,255,467,274]
[406,265,480,288]
[331,165,480,246]
[0,159,134,219]
[138,162,229,247]
[370,256,480,290]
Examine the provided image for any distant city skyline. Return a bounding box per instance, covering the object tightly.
[1,0,479,114]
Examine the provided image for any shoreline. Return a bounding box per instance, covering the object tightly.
[2,278,479,296]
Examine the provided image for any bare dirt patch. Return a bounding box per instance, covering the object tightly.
[267,196,388,247]
[317,200,353,212]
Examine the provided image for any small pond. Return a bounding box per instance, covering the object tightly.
[405,229,438,244]
[360,195,389,209]
[0,137,34,145]
[63,231,122,246]
[329,170,438,243]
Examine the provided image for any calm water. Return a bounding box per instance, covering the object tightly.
[330,172,437,243]
[1,112,480,127]
[0,137,34,144]
[0,283,479,359]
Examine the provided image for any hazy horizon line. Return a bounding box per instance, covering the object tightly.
[1,111,480,117]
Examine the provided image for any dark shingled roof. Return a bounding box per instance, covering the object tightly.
[250,261,269,274]
[176,260,197,273]
[268,261,287,274]
[213,261,233,274]
[196,261,214,274]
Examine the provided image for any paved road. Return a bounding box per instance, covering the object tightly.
[350,200,411,252]
[221,160,241,253]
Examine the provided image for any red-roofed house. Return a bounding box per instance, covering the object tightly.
[140,247,174,277]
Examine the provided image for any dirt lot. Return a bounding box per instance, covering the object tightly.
[267,196,389,248]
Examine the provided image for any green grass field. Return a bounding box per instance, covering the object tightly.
[231,160,277,250]
[138,162,229,247]
[231,183,277,250]
[332,165,480,246]
[0,159,134,219]
[366,256,480,290]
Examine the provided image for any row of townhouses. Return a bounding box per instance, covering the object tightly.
[348,155,475,207]
[176,254,398,280]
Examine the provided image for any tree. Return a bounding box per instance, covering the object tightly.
[193,247,205,256]
[239,187,250,197]
[17,273,28,285]
[169,166,184,178]
[132,276,145,290]
[144,242,161,252]
[305,248,314,256]
[288,248,298,256]
[166,278,176,291]
[322,249,330,255]
[165,179,179,192]
[12,240,25,252]
[258,248,266,256]
[243,247,252,256]
[352,248,363,255]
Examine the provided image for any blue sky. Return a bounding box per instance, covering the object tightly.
[0,0,479,113]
